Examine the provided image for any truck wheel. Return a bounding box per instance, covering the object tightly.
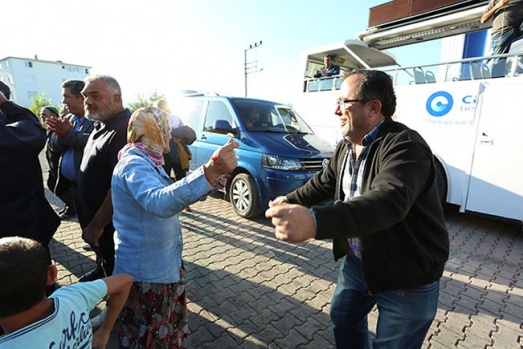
[435,160,447,205]
[230,173,261,218]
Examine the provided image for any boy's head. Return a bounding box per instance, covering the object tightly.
[0,237,54,317]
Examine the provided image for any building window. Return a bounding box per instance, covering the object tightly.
[85,68,89,74]
[67,66,82,73]
[24,61,33,68]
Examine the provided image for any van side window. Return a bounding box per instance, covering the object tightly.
[180,99,204,131]
[204,101,234,133]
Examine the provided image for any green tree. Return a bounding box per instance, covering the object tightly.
[28,92,55,121]
[127,91,165,113]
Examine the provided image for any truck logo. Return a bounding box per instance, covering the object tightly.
[426,91,453,117]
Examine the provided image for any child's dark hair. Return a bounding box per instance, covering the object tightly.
[0,237,49,317]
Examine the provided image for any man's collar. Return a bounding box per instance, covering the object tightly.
[343,118,387,147]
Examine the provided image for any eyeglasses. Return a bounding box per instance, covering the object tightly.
[337,99,367,109]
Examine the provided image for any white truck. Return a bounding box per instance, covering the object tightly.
[292,37,523,223]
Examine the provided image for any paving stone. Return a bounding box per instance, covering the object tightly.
[306,292,333,311]
[438,288,459,311]
[255,323,285,344]
[497,314,523,331]
[43,170,523,349]
[188,326,215,347]
[287,302,322,324]
[460,332,494,348]
[202,333,242,349]
[248,308,280,331]
[270,312,302,334]
[491,319,523,349]
[505,294,523,309]
[477,298,504,316]
[293,316,325,341]
[272,329,308,349]
[299,335,335,349]
[238,338,267,349]
[455,294,480,312]
[431,331,462,348]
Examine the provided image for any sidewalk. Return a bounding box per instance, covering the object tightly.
[46,189,523,348]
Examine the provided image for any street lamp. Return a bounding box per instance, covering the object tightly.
[244,40,263,97]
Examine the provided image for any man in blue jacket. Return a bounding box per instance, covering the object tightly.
[46,79,94,219]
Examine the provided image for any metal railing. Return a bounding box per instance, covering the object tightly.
[303,51,523,92]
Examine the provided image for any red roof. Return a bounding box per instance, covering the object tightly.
[369,0,487,27]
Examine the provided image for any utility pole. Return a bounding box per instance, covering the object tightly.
[244,41,263,97]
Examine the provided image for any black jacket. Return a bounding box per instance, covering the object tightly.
[287,118,449,293]
[0,101,60,244]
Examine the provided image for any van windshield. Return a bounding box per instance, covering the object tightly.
[232,99,314,134]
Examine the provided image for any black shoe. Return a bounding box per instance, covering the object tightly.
[79,267,106,282]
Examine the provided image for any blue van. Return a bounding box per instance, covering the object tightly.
[177,95,334,218]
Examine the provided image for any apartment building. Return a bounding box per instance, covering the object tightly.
[0,56,91,107]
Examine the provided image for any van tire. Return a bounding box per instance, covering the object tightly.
[230,173,261,218]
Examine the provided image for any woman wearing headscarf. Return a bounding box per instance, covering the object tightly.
[112,107,238,348]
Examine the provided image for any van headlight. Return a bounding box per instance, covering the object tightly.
[262,154,302,170]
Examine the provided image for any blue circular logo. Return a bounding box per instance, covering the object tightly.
[426,91,453,117]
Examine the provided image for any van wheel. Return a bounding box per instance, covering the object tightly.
[435,160,447,205]
[230,173,261,218]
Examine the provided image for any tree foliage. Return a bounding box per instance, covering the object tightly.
[28,92,56,121]
[127,91,165,113]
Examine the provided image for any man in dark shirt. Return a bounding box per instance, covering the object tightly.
[77,75,131,282]
[314,54,341,78]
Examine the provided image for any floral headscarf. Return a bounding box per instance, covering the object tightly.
[118,107,171,166]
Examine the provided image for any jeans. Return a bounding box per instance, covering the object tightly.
[330,256,440,349]
[491,21,523,77]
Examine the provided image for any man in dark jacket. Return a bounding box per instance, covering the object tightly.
[0,82,60,261]
[266,70,449,349]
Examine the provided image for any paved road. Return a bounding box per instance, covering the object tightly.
[47,189,523,348]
